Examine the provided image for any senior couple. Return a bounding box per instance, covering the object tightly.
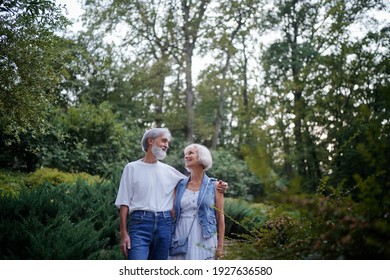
[115,128,227,260]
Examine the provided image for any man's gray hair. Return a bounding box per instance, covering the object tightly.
[141,128,172,152]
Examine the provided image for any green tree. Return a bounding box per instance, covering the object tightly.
[0,0,72,142]
[203,0,263,148]
[81,0,185,130]
[42,102,141,176]
[259,0,388,193]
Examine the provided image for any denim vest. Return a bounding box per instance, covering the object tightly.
[173,174,217,238]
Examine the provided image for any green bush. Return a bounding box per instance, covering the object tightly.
[223,191,390,260]
[26,167,102,187]
[42,102,141,176]
[0,170,122,259]
[210,149,264,200]
[0,169,28,198]
[222,197,303,260]
[223,202,305,259]
[223,197,270,237]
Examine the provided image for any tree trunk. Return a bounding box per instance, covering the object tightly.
[184,47,194,142]
[181,0,210,143]
[211,13,243,148]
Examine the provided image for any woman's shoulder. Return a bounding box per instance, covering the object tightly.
[177,177,189,187]
[205,175,218,185]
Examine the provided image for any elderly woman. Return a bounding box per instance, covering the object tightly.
[169,144,225,260]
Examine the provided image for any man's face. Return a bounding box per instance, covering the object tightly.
[151,134,170,160]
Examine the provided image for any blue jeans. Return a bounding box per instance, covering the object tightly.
[127,210,173,260]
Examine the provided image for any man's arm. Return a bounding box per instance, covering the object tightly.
[119,205,130,258]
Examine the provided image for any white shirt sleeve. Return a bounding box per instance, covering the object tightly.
[114,163,133,208]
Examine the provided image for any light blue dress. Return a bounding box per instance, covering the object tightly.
[169,189,217,260]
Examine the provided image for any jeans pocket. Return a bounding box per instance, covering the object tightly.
[163,215,172,227]
[130,212,144,226]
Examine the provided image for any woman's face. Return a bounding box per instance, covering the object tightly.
[184,146,199,169]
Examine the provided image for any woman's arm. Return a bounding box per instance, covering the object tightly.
[215,189,225,259]
[171,186,177,220]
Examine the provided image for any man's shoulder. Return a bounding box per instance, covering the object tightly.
[123,159,143,168]
[158,161,186,178]
[157,160,175,169]
[125,160,177,171]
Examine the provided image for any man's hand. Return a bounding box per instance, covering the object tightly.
[120,234,131,258]
[216,180,228,193]
[119,205,130,258]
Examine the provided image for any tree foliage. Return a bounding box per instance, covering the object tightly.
[0,0,72,141]
[42,102,142,176]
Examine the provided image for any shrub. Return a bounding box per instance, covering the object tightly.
[210,149,264,200]
[41,103,141,176]
[0,171,122,259]
[0,169,28,198]
[223,191,390,260]
[26,167,102,187]
[222,197,303,260]
[223,197,270,237]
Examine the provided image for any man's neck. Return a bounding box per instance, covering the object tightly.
[142,153,158,163]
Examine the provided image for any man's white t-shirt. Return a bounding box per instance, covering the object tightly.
[115,159,186,213]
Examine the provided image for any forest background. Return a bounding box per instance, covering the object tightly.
[0,0,389,260]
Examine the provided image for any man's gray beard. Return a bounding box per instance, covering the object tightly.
[152,145,167,160]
